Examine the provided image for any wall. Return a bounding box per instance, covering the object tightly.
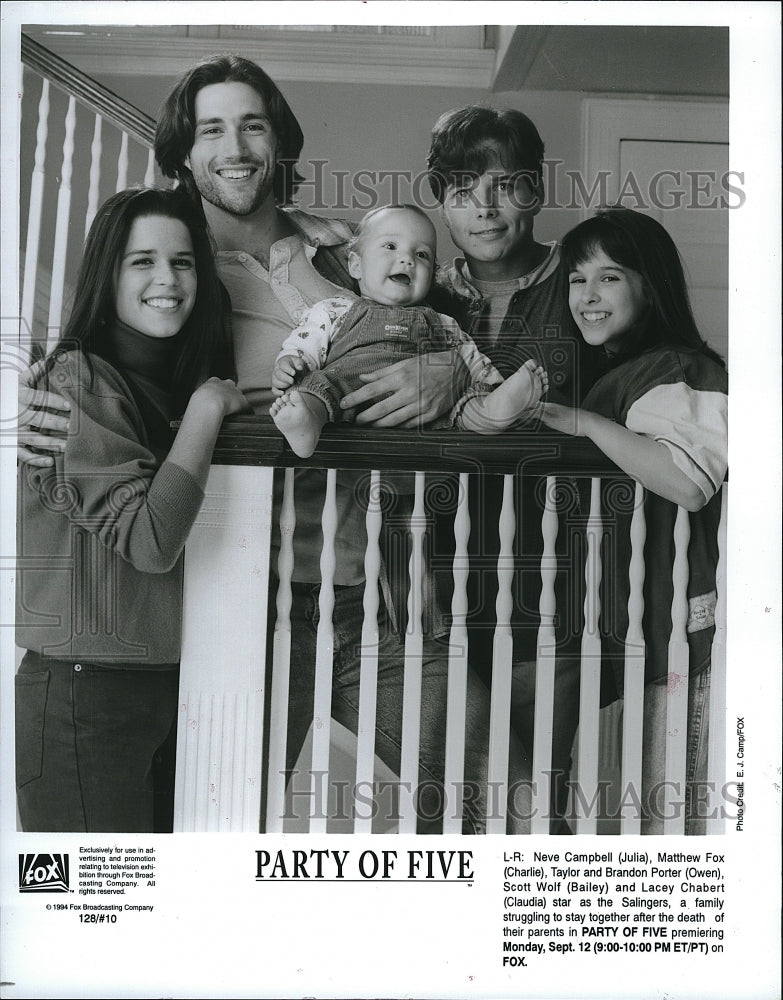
[97,73,587,244]
[18,69,587,341]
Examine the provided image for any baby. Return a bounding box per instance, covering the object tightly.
[270,204,547,458]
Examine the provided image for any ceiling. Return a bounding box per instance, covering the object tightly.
[22,22,729,96]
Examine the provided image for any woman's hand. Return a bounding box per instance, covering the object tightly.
[540,402,707,511]
[17,359,71,466]
[190,377,253,419]
[340,352,467,427]
[167,379,252,490]
[537,401,587,437]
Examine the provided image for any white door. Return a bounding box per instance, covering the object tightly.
[583,100,729,361]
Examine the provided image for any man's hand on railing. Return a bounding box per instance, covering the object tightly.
[17,359,70,467]
[340,351,468,428]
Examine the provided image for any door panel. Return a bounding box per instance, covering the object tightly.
[583,99,729,360]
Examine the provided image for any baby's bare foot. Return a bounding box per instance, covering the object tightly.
[488,358,548,423]
[270,389,328,459]
[525,358,548,404]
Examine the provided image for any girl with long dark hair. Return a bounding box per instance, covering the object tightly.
[16,188,249,832]
[540,208,728,834]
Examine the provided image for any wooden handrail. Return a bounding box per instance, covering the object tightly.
[212,416,627,477]
[21,32,156,148]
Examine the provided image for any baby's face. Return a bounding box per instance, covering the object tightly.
[349,208,436,307]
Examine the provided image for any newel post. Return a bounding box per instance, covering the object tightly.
[174,464,275,832]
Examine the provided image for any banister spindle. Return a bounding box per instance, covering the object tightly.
[663,505,691,835]
[265,468,296,832]
[144,147,156,187]
[621,482,647,834]
[576,477,603,835]
[353,470,383,834]
[398,472,426,833]
[115,130,129,192]
[84,114,103,239]
[443,472,470,834]
[20,77,49,355]
[308,469,337,834]
[46,94,77,350]
[531,476,558,834]
[707,485,728,835]
[487,474,515,834]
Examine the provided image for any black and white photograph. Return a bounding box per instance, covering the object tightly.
[1,2,780,998]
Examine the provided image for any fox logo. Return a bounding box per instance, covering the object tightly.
[19,853,70,892]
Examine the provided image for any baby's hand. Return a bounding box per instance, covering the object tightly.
[272,354,308,396]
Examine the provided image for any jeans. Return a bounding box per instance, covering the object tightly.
[281,581,532,834]
[15,651,178,833]
[641,663,711,835]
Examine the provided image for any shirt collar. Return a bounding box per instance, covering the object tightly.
[280,207,355,249]
[447,241,561,299]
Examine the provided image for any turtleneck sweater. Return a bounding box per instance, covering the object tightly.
[16,329,205,665]
[103,319,179,454]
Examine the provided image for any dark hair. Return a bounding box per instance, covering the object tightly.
[154,54,304,206]
[57,187,234,412]
[561,208,725,367]
[427,106,545,204]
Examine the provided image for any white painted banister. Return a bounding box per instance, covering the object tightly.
[20,78,49,354]
[398,471,426,833]
[443,472,470,834]
[354,470,383,834]
[308,468,338,833]
[663,505,691,835]
[576,477,603,835]
[265,468,296,832]
[174,465,274,832]
[115,130,129,192]
[531,476,558,834]
[85,114,103,239]
[144,147,156,188]
[21,37,157,357]
[707,484,728,835]
[621,482,647,834]
[45,94,76,350]
[486,474,515,834]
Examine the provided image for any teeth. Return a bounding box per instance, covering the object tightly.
[582,311,609,322]
[144,298,180,310]
[219,168,252,179]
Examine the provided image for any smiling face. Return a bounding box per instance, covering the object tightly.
[114,215,197,338]
[348,208,436,306]
[185,81,278,217]
[440,150,542,280]
[567,248,649,354]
